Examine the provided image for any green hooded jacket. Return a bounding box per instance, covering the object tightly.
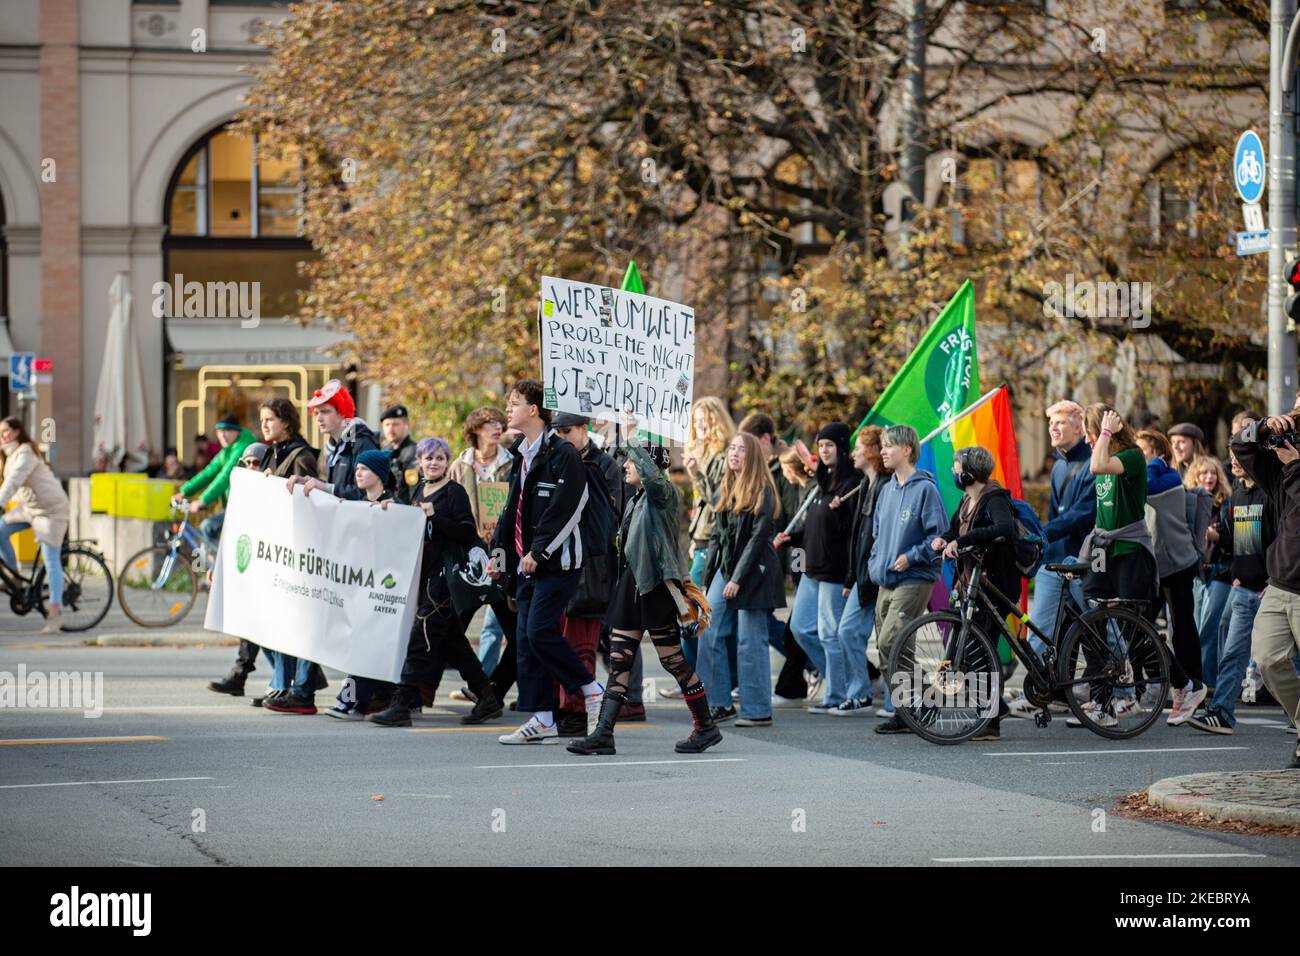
[180,427,257,507]
[619,444,688,595]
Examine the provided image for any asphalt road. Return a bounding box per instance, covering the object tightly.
[1,634,1297,867]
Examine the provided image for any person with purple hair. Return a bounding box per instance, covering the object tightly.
[368,437,505,726]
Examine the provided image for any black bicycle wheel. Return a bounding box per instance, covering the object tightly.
[1056,604,1169,740]
[888,611,1001,745]
[36,546,114,632]
[117,545,199,627]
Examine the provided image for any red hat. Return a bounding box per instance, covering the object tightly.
[308,379,355,419]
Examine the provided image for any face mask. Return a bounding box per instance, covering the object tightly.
[953,471,973,491]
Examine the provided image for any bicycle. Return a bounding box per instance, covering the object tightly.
[886,542,1171,743]
[0,536,114,632]
[117,504,216,627]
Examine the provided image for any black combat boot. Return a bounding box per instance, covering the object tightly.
[566,690,626,756]
[675,687,723,753]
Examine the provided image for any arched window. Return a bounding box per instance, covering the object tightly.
[163,124,314,317]
[1133,145,1234,255]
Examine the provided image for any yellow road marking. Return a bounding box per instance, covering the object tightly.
[0,736,167,746]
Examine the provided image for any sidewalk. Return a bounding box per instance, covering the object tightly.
[1148,769,1300,827]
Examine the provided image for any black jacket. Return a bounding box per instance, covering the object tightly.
[704,486,786,610]
[388,435,419,505]
[412,479,478,604]
[322,419,381,501]
[946,485,1019,600]
[490,427,589,580]
[801,462,857,583]
[1230,420,1300,595]
[845,472,890,595]
[261,435,319,479]
[567,441,619,617]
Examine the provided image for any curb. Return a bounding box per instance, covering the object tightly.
[1147,770,1300,827]
[96,632,238,647]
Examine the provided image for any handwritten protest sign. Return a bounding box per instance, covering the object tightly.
[538,275,695,442]
[476,481,510,539]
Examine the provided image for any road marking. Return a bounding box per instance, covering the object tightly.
[934,853,1266,863]
[1236,717,1290,727]
[0,736,166,746]
[475,758,745,769]
[984,746,1248,757]
[408,724,658,734]
[0,776,213,790]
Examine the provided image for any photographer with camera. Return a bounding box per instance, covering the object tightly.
[1229,400,1300,768]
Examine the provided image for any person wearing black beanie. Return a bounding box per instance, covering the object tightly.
[779,422,859,715]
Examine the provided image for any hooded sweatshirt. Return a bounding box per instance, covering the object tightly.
[180,426,257,506]
[801,423,858,582]
[1231,419,1300,595]
[868,468,947,589]
[1144,456,1200,578]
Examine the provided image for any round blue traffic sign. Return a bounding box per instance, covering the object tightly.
[1234,130,1266,204]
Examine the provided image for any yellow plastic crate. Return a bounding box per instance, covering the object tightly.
[89,472,126,512]
[4,500,37,562]
[115,478,178,521]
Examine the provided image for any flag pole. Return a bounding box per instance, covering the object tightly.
[919,385,1004,447]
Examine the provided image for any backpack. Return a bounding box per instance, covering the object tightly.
[1009,498,1047,579]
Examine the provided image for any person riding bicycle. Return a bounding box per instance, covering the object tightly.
[929,445,1016,740]
[0,416,70,633]
[172,416,256,544]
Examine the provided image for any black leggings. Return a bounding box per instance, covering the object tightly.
[1154,564,1202,687]
[606,624,702,698]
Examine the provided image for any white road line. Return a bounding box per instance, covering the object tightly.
[934,853,1266,863]
[1236,717,1290,727]
[0,776,214,790]
[475,758,746,769]
[984,746,1248,757]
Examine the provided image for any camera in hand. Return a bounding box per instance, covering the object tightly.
[1262,429,1300,449]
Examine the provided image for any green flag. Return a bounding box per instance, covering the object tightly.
[620,261,645,295]
[855,279,980,514]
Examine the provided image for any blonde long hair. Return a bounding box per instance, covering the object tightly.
[717,432,779,516]
[1184,454,1230,507]
[686,396,736,461]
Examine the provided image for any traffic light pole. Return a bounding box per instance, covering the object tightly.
[1269,0,1300,415]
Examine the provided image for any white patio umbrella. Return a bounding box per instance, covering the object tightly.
[91,272,152,471]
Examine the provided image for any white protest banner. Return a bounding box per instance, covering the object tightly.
[204,468,423,683]
[538,275,695,442]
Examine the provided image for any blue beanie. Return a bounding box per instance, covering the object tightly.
[356,449,395,488]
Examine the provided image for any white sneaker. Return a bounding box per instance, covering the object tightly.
[1066,701,1117,728]
[1004,696,1039,719]
[1112,696,1140,720]
[658,685,683,700]
[805,670,822,701]
[498,715,557,744]
[731,687,740,702]
[875,706,894,717]
[806,702,836,714]
[1168,684,1206,726]
[584,691,604,735]
[1139,686,1165,711]
[449,687,477,703]
[325,704,363,721]
[772,694,805,709]
[40,609,63,634]
[828,697,873,717]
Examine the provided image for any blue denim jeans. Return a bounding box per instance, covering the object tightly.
[696,572,738,710]
[789,574,825,676]
[836,584,875,702]
[0,519,63,605]
[1193,576,1231,692]
[477,605,504,674]
[684,547,710,669]
[1210,585,1263,725]
[270,651,315,695]
[1028,561,1085,661]
[199,509,226,545]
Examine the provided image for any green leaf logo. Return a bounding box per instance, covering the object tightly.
[236,535,252,574]
[382,573,396,589]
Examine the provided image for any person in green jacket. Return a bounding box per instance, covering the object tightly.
[171,417,257,544]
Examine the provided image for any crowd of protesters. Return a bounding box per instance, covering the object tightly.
[181,377,1300,767]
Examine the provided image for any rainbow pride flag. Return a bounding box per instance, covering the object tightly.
[918,384,1026,621]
